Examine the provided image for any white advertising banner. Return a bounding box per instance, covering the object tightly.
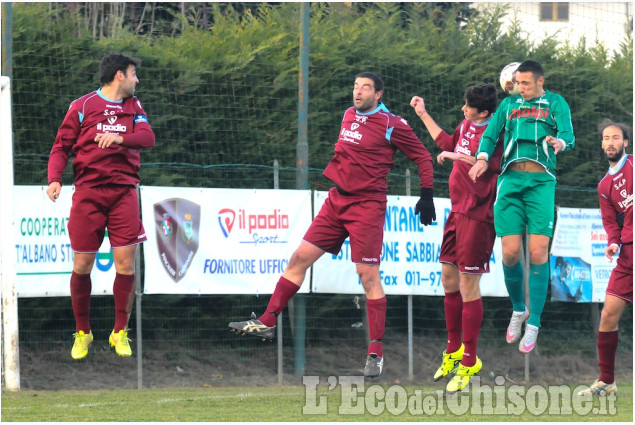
[550,207,616,303]
[311,191,507,296]
[13,185,117,297]
[140,187,312,294]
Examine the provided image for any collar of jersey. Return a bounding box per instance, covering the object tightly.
[354,102,388,115]
[608,153,629,175]
[96,88,123,103]
[471,117,491,127]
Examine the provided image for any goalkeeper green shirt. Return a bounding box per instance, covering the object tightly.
[475,90,575,179]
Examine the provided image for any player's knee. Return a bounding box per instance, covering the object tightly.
[600,307,621,326]
[502,252,520,266]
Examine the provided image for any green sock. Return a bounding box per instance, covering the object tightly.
[503,261,525,312]
[527,262,549,327]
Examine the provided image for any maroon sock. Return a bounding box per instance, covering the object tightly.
[113,273,135,332]
[461,298,483,367]
[70,272,92,332]
[258,277,300,327]
[444,290,463,353]
[598,330,619,384]
[366,296,387,357]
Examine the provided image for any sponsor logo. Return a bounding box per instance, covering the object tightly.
[362,257,378,262]
[218,208,289,236]
[134,114,149,124]
[508,106,550,120]
[464,266,480,271]
[618,193,633,209]
[154,198,200,282]
[340,127,363,143]
[354,115,368,124]
[96,122,128,133]
[106,104,123,109]
[592,244,607,257]
[351,123,360,130]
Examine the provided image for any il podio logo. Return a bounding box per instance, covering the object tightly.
[218,208,289,238]
[96,118,127,133]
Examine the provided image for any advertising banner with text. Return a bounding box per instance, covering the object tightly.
[140,186,312,294]
[550,207,616,303]
[13,185,117,297]
[311,192,507,296]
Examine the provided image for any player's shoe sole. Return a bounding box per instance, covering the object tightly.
[228,312,276,341]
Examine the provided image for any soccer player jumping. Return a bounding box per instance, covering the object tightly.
[410,84,502,393]
[47,53,155,360]
[229,72,436,378]
[469,60,575,354]
[579,119,632,396]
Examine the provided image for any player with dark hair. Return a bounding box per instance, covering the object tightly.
[229,71,436,378]
[47,52,155,359]
[579,119,632,396]
[410,83,502,393]
[469,59,575,354]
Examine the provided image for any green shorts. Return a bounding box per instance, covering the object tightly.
[493,170,556,237]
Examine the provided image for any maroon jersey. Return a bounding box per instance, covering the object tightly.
[323,103,433,201]
[48,89,155,189]
[434,118,502,222]
[598,154,633,246]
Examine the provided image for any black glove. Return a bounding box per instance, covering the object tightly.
[616,212,625,229]
[415,188,436,226]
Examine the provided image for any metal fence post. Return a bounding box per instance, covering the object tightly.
[135,241,143,390]
[405,169,414,381]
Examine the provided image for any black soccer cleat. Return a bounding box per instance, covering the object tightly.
[364,353,384,378]
[228,312,276,341]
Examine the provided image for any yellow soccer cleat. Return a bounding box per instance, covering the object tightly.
[109,329,132,357]
[71,330,94,360]
[433,343,464,381]
[446,357,482,394]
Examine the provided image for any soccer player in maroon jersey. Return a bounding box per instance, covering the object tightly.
[46,53,155,360]
[410,84,503,393]
[229,72,436,377]
[579,119,632,397]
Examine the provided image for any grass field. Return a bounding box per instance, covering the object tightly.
[2,382,632,422]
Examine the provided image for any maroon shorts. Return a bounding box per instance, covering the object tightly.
[439,211,496,274]
[303,187,385,265]
[68,185,147,252]
[606,243,633,303]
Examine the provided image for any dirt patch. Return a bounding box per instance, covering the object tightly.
[15,334,632,390]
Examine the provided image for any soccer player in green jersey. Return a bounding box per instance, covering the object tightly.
[468,60,575,354]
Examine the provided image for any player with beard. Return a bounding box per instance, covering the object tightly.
[229,72,436,378]
[579,119,632,396]
[47,52,155,359]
